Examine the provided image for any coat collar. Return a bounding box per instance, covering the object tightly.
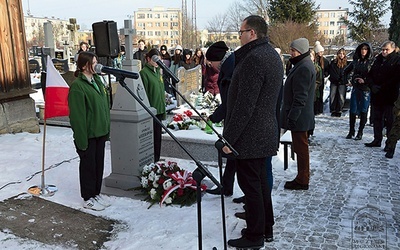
[234,37,270,65]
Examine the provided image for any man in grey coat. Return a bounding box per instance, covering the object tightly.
[222,15,283,249]
[281,38,316,190]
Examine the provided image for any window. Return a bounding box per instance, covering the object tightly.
[155,22,160,27]
[172,22,178,27]
[163,13,169,18]
[137,14,145,19]
[330,21,335,26]
[330,12,335,18]
[147,14,152,18]
[147,22,153,27]
[330,30,334,35]
[155,14,160,18]
[148,31,153,36]
[163,40,168,44]
[163,22,168,27]
[155,31,161,36]
[138,23,144,27]
[163,31,169,36]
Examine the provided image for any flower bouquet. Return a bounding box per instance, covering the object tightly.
[140,161,207,207]
[167,110,195,130]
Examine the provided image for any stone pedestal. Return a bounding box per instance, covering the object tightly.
[104,24,156,190]
[0,97,39,134]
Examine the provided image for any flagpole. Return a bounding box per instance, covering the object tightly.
[41,118,47,193]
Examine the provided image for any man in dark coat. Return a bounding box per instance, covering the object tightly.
[222,15,283,249]
[133,39,148,69]
[363,41,400,147]
[281,38,316,190]
[203,41,236,196]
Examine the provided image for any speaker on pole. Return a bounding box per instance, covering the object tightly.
[92,21,120,58]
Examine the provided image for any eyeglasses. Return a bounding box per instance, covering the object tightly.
[238,29,252,36]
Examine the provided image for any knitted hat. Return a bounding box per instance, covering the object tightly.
[314,41,324,53]
[175,45,183,51]
[206,41,229,61]
[160,45,167,51]
[290,38,309,54]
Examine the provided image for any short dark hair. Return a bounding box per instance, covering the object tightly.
[243,15,268,38]
[146,48,160,59]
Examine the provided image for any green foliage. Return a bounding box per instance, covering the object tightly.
[342,0,389,44]
[268,0,318,24]
[388,0,400,45]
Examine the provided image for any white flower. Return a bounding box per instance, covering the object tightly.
[164,197,172,204]
[153,180,159,188]
[141,177,148,188]
[150,188,157,199]
[163,179,172,190]
[148,171,155,181]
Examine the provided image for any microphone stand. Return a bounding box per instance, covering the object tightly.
[165,75,238,250]
[116,76,224,250]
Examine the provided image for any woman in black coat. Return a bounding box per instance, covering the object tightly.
[328,48,348,117]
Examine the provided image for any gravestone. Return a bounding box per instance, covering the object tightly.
[51,58,69,74]
[28,59,40,73]
[176,65,202,106]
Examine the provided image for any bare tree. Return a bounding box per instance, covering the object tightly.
[269,21,317,53]
[240,0,270,21]
[226,1,247,31]
[206,13,229,41]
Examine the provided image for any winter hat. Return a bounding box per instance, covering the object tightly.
[206,41,229,61]
[175,45,183,51]
[160,45,167,51]
[290,38,310,54]
[183,49,192,56]
[314,41,324,53]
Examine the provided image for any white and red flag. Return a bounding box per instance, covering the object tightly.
[44,55,69,119]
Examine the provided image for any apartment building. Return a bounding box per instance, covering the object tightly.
[316,8,349,44]
[133,7,182,49]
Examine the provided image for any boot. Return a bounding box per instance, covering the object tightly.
[354,131,363,140]
[346,113,356,139]
[385,148,395,158]
[354,112,367,140]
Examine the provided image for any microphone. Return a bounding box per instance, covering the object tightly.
[94,64,139,79]
[151,55,180,84]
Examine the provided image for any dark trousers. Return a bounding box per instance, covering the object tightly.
[330,84,346,113]
[386,106,400,149]
[236,157,274,241]
[76,135,107,201]
[153,114,164,162]
[372,104,394,142]
[291,131,310,185]
[221,159,236,195]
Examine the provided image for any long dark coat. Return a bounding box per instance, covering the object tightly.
[223,37,283,159]
[281,52,316,132]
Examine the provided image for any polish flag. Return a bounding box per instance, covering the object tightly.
[44,56,69,119]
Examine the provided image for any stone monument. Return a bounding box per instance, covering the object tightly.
[176,65,202,106]
[104,20,156,191]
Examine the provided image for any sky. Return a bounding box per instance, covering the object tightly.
[22,0,391,30]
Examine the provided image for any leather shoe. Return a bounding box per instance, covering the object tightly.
[241,228,274,242]
[235,212,246,220]
[228,236,264,249]
[232,196,245,204]
[365,140,381,147]
[383,145,389,152]
[284,179,309,190]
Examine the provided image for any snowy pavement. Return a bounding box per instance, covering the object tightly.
[0,113,399,249]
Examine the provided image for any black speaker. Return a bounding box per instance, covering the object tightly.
[92,21,120,58]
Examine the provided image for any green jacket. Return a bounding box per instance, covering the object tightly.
[68,73,110,150]
[140,63,166,116]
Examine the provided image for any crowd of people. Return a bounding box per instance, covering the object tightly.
[71,15,400,248]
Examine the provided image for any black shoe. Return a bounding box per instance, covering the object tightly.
[284,179,309,190]
[228,236,264,249]
[346,132,354,139]
[205,187,222,195]
[385,149,395,159]
[233,196,245,204]
[241,228,274,242]
[235,212,246,220]
[365,140,381,147]
[354,132,363,140]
